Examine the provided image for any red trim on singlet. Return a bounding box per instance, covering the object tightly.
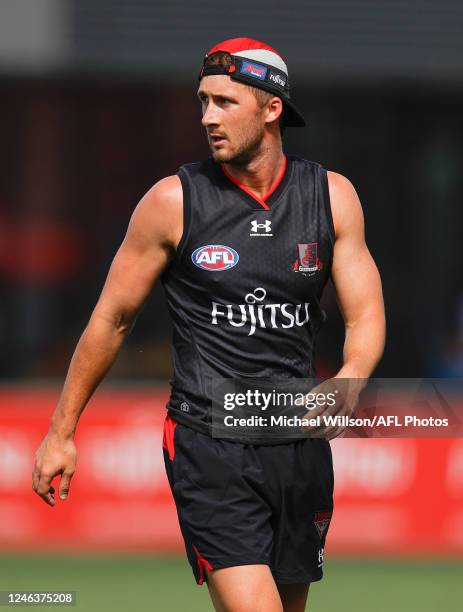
[220,155,287,210]
[162,414,177,460]
[192,544,214,585]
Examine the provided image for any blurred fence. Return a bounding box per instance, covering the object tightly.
[1,0,463,562]
[1,78,462,381]
[1,385,462,556]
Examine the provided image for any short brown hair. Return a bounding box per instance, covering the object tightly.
[245,85,286,135]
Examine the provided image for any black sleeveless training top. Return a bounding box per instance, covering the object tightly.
[161,153,335,437]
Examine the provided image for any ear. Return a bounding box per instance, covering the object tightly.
[265,97,284,126]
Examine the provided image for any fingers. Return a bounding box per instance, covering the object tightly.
[306,416,349,439]
[59,471,73,500]
[299,379,343,420]
[31,435,77,506]
[302,399,344,438]
[31,468,39,493]
[32,465,74,505]
[299,376,362,439]
[326,426,346,440]
[301,405,348,438]
[35,471,56,507]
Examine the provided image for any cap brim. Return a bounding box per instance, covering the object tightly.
[282,99,306,127]
[225,71,306,127]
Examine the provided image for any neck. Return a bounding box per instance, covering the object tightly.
[222,146,286,201]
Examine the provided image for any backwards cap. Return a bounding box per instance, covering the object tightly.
[199,37,306,128]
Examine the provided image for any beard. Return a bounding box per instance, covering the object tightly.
[210,116,266,167]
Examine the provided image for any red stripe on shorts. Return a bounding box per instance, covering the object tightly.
[192,544,214,585]
[162,414,177,460]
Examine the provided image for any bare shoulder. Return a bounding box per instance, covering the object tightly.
[326,170,364,239]
[141,174,183,209]
[128,174,183,249]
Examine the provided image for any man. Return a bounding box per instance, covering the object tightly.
[32,38,385,612]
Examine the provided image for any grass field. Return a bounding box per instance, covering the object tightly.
[1,554,462,611]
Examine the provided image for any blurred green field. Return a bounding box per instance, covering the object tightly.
[1,554,462,611]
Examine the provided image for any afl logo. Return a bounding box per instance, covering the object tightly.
[191,245,239,271]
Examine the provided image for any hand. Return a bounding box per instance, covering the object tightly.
[32,432,77,506]
[301,377,365,440]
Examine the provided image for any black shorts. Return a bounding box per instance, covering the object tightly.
[162,413,334,585]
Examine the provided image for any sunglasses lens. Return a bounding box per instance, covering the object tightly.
[204,51,233,69]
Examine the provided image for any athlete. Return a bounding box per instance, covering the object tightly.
[32,38,385,611]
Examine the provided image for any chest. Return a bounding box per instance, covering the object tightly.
[184,197,331,305]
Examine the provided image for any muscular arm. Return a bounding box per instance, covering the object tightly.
[32,175,183,505]
[303,173,385,439]
[328,171,386,382]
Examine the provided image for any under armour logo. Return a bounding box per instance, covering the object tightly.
[250,219,273,236]
[318,548,324,567]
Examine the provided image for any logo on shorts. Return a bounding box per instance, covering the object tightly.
[192,245,239,271]
[250,219,272,236]
[314,511,332,539]
[240,60,268,80]
[318,547,324,567]
[293,243,323,277]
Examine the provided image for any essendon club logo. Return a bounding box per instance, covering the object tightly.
[293,243,323,276]
[314,511,332,539]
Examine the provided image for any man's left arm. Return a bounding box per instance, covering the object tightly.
[302,172,386,439]
[328,170,386,381]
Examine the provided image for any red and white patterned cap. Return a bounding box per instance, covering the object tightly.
[199,37,306,128]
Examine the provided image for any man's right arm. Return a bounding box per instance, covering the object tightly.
[32,175,183,506]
